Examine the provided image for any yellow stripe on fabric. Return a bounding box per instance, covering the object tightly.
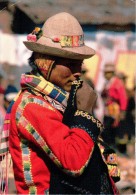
[20,138,37,195]
[19,114,94,176]
[16,91,94,176]
[4,119,10,124]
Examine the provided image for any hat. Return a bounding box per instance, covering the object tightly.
[103,63,115,73]
[4,85,18,102]
[24,12,95,60]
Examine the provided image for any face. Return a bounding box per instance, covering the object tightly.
[49,58,83,92]
[104,72,114,80]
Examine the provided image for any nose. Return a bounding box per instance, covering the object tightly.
[73,72,81,79]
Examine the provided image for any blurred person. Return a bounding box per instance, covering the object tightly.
[0,91,6,135]
[101,63,128,148]
[125,87,135,141]
[4,84,18,110]
[0,85,18,194]
[0,74,6,135]
[116,73,135,154]
[0,74,5,95]
[117,72,135,141]
[116,72,127,86]
[0,12,120,194]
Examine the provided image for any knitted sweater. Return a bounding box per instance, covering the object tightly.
[9,75,119,194]
[9,91,96,194]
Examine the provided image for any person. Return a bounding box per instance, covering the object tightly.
[0,84,18,194]
[0,12,120,194]
[101,63,128,147]
[0,74,5,95]
[116,72,135,153]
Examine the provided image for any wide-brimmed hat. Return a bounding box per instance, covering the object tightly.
[103,63,115,73]
[24,12,95,60]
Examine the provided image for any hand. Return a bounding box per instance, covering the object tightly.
[76,80,97,114]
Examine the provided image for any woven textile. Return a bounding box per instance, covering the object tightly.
[21,73,69,108]
[0,73,69,194]
[0,95,19,194]
[0,74,69,157]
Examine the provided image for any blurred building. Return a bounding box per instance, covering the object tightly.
[0,0,135,34]
[0,0,135,90]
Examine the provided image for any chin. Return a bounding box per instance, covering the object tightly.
[63,86,71,92]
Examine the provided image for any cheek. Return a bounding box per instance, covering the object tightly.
[61,69,72,77]
[49,65,72,89]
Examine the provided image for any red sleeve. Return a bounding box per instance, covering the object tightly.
[16,96,94,176]
[116,79,128,111]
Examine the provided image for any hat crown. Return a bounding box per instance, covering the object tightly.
[43,12,83,37]
[24,12,95,60]
[104,63,115,72]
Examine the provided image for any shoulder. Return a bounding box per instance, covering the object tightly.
[12,91,56,117]
[113,77,125,89]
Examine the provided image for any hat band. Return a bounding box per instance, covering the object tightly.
[44,35,84,47]
[26,27,84,47]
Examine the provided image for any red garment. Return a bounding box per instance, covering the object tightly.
[0,86,5,94]
[102,76,128,111]
[9,91,95,194]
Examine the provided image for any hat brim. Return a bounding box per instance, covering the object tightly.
[24,37,95,60]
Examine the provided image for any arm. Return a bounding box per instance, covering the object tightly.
[63,79,103,142]
[15,94,95,176]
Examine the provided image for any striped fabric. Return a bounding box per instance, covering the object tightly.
[0,102,14,155]
[0,101,14,194]
[20,73,69,108]
[0,74,69,157]
[0,92,21,194]
[0,73,69,194]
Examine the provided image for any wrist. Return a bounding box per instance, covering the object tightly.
[71,110,104,142]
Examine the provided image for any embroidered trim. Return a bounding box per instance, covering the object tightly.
[75,110,104,131]
[21,138,37,194]
[71,80,82,106]
[107,164,120,177]
[44,35,84,47]
[16,93,94,176]
[16,92,54,123]
[107,153,117,164]
[71,125,96,142]
[21,74,69,108]
[98,141,120,180]
[27,26,84,47]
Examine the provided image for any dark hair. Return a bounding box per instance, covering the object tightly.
[28,53,38,71]
[28,52,44,76]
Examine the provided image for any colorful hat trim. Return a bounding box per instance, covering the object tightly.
[52,35,84,47]
[27,27,84,47]
[27,27,42,42]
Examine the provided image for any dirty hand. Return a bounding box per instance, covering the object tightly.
[76,80,97,114]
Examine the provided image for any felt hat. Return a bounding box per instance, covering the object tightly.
[24,12,95,60]
[103,63,115,73]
